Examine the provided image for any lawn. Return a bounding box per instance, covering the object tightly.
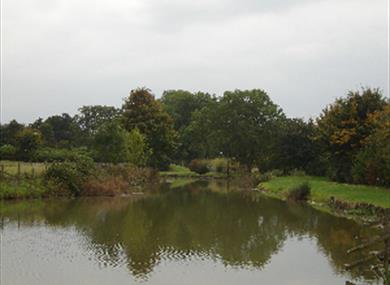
[260,176,390,209]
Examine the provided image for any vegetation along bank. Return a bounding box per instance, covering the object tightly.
[0,87,389,222]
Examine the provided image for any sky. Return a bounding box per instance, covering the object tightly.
[1,0,389,123]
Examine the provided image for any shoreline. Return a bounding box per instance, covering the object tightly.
[257,176,390,224]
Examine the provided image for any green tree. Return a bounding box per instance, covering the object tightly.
[271,118,323,174]
[160,90,214,130]
[15,128,42,161]
[352,105,390,186]
[39,113,82,148]
[316,88,387,182]
[160,90,215,162]
[93,121,148,165]
[122,88,177,169]
[0,144,17,160]
[76,105,120,145]
[189,89,285,171]
[0,120,24,146]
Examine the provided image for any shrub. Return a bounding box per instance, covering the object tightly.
[188,159,209,174]
[269,169,284,177]
[289,169,307,176]
[82,176,129,196]
[44,155,95,196]
[287,182,311,202]
[35,147,91,162]
[0,144,17,160]
[254,172,273,183]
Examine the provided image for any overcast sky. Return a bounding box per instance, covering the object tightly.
[1,0,389,123]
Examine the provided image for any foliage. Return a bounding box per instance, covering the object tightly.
[0,144,17,160]
[75,105,120,145]
[44,155,95,196]
[160,90,215,162]
[188,159,210,174]
[15,128,42,161]
[92,121,149,165]
[34,113,82,147]
[316,88,388,182]
[188,89,285,171]
[287,182,311,202]
[351,105,390,186]
[0,120,24,146]
[0,178,47,199]
[271,118,323,174]
[122,87,177,169]
[35,147,91,162]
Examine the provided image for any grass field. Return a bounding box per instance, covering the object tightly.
[0,160,47,177]
[260,176,390,209]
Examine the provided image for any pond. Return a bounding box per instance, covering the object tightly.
[0,179,381,285]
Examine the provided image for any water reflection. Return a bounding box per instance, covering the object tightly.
[0,180,379,284]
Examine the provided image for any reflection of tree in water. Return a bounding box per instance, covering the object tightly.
[0,181,377,282]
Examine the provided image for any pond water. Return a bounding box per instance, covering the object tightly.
[0,180,381,285]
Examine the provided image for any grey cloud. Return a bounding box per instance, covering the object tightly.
[1,0,388,123]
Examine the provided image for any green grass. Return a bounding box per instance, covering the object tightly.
[0,178,48,199]
[160,164,200,177]
[0,160,47,177]
[160,164,228,178]
[260,176,390,209]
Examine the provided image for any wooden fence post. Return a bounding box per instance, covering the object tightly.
[0,164,4,178]
[32,165,35,178]
[17,162,21,177]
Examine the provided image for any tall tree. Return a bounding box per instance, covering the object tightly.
[0,120,24,146]
[160,90,215,162]
[76,105,120,135]
[189,89,285,171]
[15,128,42,161]
[351,105,390,186]
[92,121,148,165]
[122,88,177,169]
[41,113,82,147]
[316,88,387,182]
[271,118,323,174]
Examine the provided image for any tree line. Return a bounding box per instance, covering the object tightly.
[1,87,389,186]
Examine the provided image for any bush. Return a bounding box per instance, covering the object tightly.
[254,172,273,183]
[82,176,129,196]
[188,159,209,174]
[44,155,95,196]
[0,144,17,160]
[287,182,311,202]
[268,169,284,177]
[289,169,306,176]
[35,147,91,162]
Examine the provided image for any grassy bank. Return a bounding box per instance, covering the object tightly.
[159,164,227,179]
[259,176,390,220]
[0,160,158,200]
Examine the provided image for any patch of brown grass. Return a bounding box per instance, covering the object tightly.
[82,176,129,196]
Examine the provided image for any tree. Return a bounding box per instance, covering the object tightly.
[160,90,215,162]
[0,120,24,146]
[122,88,177,169]
[352,105,390,186]
[76,105,120,136]
[15,128,42,161]
[189,89,285,171]
[41,113,82,147]
[160,90,214,130]
[92,121,148,165]
[271,118,322,174]
[316,88,387,182]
